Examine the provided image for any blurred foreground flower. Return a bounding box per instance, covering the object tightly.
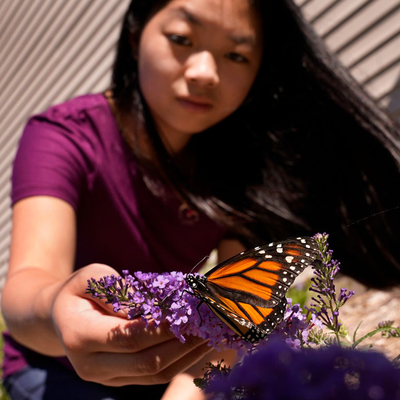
[205,338,400,400]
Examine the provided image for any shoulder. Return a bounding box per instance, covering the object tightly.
[14,93,119,179]
[21,93,121,158]
[27,93,114,131]
[43,93,108,117]
[12,94,121,209]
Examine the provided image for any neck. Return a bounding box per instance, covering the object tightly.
[155,124,196,177]
[156,124,192,156]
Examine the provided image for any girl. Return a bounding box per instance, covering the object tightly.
[2,0,400,399]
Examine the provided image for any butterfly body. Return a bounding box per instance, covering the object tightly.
[185,237,319,343]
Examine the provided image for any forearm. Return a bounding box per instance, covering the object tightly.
[1,267,66,356]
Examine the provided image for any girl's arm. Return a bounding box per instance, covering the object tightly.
[1,196,213,386]
[2,196,76,354]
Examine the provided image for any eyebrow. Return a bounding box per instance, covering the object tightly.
[175,7,257,46]
[177,7,202,25]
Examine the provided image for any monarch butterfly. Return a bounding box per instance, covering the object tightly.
[185,237,319,343]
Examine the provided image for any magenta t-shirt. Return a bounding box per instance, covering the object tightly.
[3,93,227,377]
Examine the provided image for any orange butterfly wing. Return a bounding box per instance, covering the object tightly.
[186,237,318,342]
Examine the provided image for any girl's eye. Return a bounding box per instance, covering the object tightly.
[226,52,248,63]
[167,34,192,46]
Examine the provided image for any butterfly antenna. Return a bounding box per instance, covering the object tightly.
[344,205,400,229]
[161,255,209,305]
[189,255,209,273]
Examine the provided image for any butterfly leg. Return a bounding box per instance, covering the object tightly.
[196,300,205,327]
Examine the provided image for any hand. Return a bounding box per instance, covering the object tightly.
[51,263,213,386]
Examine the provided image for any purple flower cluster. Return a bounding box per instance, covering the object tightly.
[206,339,400,400]
[86,270,250,352]
[378,321,400,339]
[310,233,355,340]
[268,299,323,350]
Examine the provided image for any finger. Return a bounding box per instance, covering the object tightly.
[88,333,209,380]
[59,305,182,355]
[56,279,182,354]
[79,342,213,386]
[58,263,128,319]
[83,270,134,319]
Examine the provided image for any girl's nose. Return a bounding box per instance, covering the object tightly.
[184,51,219,88]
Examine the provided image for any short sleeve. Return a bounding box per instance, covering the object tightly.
[11,109,96,211]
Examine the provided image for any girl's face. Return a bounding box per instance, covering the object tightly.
[137,0,263,153]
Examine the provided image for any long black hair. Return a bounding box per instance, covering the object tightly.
[111,0,400,288]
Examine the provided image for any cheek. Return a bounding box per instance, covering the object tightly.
[138,43,179,100]
[138,58,156,99]
[138,58,167,111]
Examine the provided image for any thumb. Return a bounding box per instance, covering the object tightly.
[81,263,130,319]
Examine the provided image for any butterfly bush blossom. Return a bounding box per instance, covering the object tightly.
[87,270,251,352]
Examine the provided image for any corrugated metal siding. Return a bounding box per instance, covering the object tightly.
[0,0,399,290]
[295,0,400,116]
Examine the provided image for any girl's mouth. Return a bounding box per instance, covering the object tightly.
[177,97,213,112]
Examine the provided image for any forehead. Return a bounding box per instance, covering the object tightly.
[157,0,262,37]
